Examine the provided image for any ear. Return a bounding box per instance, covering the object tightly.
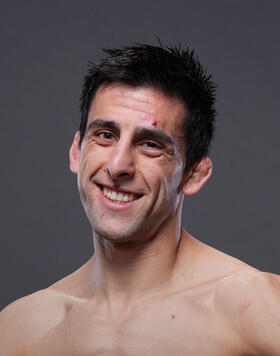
[69,131,81,174]
[182,156,212,196]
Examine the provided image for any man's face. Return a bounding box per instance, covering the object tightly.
[71,84,188,243]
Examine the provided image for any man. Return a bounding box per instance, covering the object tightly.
[1,43,280,355]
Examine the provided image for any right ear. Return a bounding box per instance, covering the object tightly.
[69,131,81,174]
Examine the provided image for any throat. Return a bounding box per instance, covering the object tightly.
[91,229,186,302]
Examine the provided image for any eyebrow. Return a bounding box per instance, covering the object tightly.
[133,128,175,146]
[86,119,120,135]
[86,119,175,146]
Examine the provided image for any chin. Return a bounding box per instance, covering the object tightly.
[92,219,152,244]
[94,226,137,242]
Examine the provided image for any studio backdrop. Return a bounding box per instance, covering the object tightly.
[1,0,279,310]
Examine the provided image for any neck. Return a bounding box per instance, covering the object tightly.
[89,214,192,306]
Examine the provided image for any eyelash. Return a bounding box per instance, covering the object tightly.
[93,131,163,150]
[96,131,115,140]
[141,141,162,149]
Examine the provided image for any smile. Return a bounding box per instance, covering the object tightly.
[100,185,141,203]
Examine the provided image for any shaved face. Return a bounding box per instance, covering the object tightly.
[75,84,187,243]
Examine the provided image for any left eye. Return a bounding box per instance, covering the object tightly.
[142,141,161,149]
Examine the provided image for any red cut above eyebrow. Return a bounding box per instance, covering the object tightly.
[152,120,159,128]
[142,116,159,128]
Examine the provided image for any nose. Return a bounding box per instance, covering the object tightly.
[106,140,136,181]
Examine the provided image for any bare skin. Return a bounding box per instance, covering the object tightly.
[1,85,280,355]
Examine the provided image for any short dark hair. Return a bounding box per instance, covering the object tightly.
[79,43,216,171]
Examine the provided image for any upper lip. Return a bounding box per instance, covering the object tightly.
[97,183,144,197]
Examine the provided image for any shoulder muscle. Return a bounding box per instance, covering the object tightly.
[216,269,280,355]
[0,289,66,354]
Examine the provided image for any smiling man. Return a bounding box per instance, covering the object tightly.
[1,43,280,355]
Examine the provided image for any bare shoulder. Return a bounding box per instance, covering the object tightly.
[0,288,70,354]
[188,240,280,353]
[215,266,280,354]
[215,266,280,313]
[0,257,93,355]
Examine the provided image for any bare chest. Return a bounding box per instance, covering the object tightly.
[32,293,246,356]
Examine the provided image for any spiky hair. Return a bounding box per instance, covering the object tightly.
[79,43,216,171]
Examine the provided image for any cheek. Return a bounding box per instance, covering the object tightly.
[161,162,184,199]
[169,164,184,189]
[79,143,106,171]
[146,159,183,197]
[77,161,89,200]
[77,150,103,191]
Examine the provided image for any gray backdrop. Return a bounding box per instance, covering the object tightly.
[1,0,279,310]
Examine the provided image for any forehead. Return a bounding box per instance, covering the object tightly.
[88,84,186,134]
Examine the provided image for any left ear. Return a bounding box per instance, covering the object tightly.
[181,156,212,196]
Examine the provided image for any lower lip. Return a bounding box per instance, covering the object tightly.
[97,185,140,211]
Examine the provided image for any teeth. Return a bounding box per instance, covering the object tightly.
[102,186,137,203]
[117,193,123,201]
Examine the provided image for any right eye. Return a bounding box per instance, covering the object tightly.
[96,131,114,140]
[91,130,117,146]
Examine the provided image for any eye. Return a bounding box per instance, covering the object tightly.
[142,141,161,149]
[97,131,115,140]
[138,140,164,157]
[91,130,117,145]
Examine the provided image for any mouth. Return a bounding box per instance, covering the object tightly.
[97,184,143,204]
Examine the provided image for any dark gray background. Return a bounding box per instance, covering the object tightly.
[1,0,279,310]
